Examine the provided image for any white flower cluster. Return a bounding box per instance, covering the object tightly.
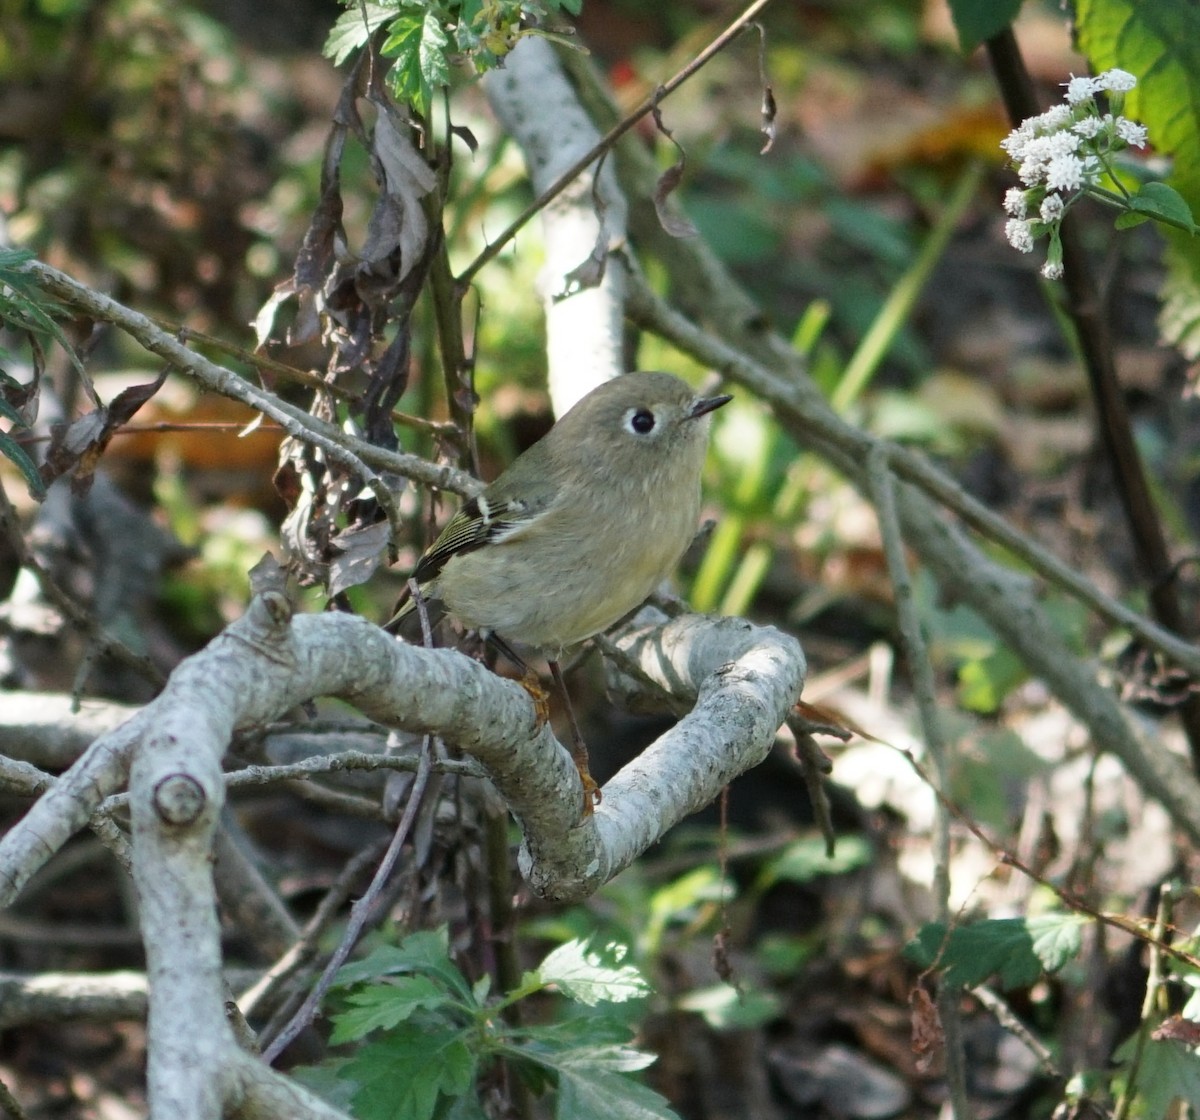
[1000,68,1147,279]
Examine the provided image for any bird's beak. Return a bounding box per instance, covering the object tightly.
[689,393,733,420]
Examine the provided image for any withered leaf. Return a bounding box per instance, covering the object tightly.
[909,986,944,1073]
[328,520,392,597]
[650,107,698,239]
[41,370,168,495]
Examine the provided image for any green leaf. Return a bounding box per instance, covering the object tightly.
[757,833,872,889]
[323,3,397,65]
[0,429,46,500]
[555,1064,678,1120]
[328,976,448,1044]
[381,8,427,109]
[343,1024,475,1120]
[1119,1036,1200,1119]
[1130,182,1198,233]
[1076,0,1200,353]
[907,913,1091,989]
[538,940,650,1006]
[945,0,1024,53]
[334,928,474,1003]
[957,646,1027,713]
[419,8,450,92]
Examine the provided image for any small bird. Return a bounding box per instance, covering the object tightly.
[388,370,732,810]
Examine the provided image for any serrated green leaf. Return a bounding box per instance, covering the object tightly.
[381,9,429,111]
[555,1064,679,1120]
[1130,182,1198,233]
[329,976,448,1044]
[538,940,650,1006]
[323,3,397,65]
[907,913,1091,989]
[1119,1036,1200,1119]
[334,928,474,1003]
[945,0,1023,53]
[289,1056,359,1110]
[535,1043,657,1076]
[419,8,450,90]
[0,429,46,500]
[344,1024,475,1120]
[1115,211,1151,229]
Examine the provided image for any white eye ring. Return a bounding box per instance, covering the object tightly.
[626,408,657,435]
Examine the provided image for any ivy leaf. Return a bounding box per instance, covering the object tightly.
[907,913,1091,989]
[328,976,447,1044]
[343,1024,475,1120]
[537,940,650,1006]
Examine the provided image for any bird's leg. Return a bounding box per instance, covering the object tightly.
[548,658,601,815]
[486,635,599,816]
[485,633,549,722]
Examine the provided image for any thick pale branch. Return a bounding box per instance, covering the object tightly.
[0,591,800,1117]
[0,596,803,905]
[522,612,806,901]
[484,36,628,409]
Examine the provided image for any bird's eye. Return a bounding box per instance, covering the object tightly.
[629,408,656,434]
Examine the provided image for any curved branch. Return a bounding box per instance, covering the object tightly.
[0,593,801,1115]
[522,612,805,900]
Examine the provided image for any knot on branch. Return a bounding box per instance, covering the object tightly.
[152,773,207,826]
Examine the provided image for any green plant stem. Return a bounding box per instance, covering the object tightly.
[832,159,985,414]
[986,28,1200,777]
[1086,184,1197,232]
[1112,884,1173,1120]
[483,806,535,1120]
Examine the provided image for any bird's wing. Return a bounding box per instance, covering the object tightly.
[411,491,553,584]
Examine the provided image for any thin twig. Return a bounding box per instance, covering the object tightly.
[895,743,1200,973]
[970,985,1062,1080]
[865,445,971,1120]
[261,737,436,1065]
[457,0,778,288]
[239,833,393,1022]
[1112,884,1172,1120]
[16,259,478,503]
